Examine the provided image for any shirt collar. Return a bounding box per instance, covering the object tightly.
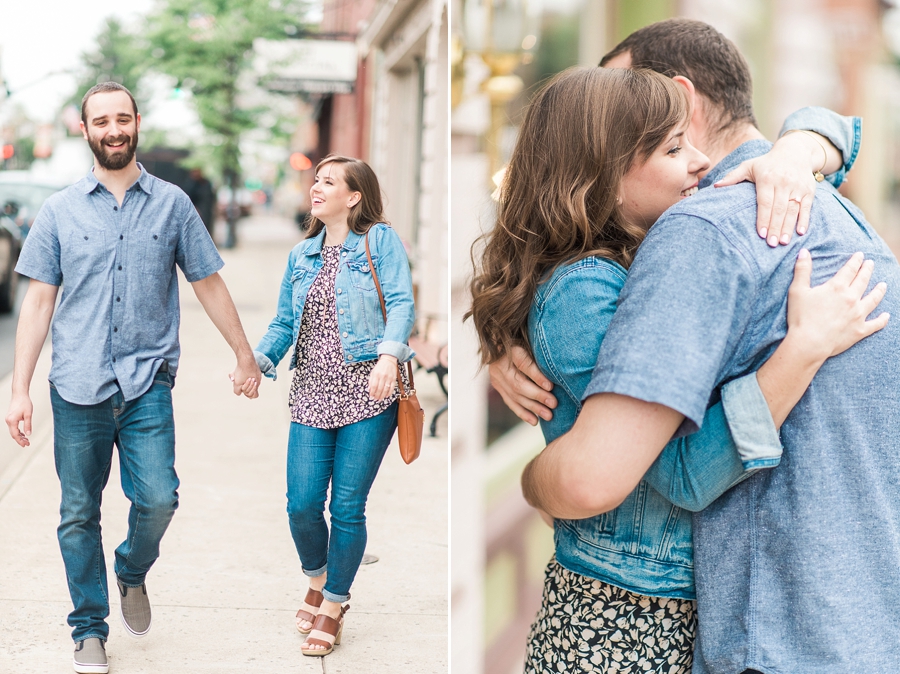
[80,162,154,195]
[699,139,773,189]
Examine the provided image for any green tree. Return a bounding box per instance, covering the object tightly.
[70,17,150,118]
[145,0,307,247]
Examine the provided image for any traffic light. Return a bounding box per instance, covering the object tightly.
[290,152,312,171]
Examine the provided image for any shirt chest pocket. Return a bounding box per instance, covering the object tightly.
[140,230,175,275]
[67,229,108,274]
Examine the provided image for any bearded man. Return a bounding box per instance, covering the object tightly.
[5,82,262,674]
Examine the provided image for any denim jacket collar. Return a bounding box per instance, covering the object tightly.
[301,227,369,256]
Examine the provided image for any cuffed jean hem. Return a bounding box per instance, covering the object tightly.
[303,564,327,578]
[75,634,107,644]
[322,588,350,604]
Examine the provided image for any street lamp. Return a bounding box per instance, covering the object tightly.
[462,0,531,180]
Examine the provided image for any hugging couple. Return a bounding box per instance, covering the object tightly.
[469,18,899,674]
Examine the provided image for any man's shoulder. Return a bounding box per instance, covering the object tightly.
[142,172,191,202]
[658,183,758,231]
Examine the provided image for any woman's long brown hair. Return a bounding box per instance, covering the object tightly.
[304,154,388,238]
[467,67,688,364]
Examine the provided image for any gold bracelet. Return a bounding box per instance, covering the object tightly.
[782,129,827,182]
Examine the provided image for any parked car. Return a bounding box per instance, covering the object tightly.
[0,171,64,313]
[0,171,65,237]
[0,212,23,313]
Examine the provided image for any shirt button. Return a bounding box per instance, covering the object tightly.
[112,357,117,363]
[119,235,123,240]
[116,297,121,302]
[347,355,354,361]
[339,309,344,314]
[342,332,348,338]
[342,252,347,256]
[118,266,122,271]
[113,206,118,211]
[114,327,118,333]
[337,288,342,294]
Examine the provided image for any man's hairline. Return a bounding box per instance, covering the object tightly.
[81,90,139,125]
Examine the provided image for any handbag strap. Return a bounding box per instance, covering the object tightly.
[364,230,415,396]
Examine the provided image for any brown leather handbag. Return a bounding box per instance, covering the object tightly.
[365,231,424,464]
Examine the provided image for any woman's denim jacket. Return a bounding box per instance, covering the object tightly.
[254,223,415,378]
[533,107,861,599]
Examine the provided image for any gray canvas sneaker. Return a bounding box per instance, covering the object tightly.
[73,638,108,674]
[117,578,152,637]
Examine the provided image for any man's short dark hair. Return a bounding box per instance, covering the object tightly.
[81,82,138,124]
[600,18,756,134]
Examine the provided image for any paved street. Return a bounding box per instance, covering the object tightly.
[0,214,448,673]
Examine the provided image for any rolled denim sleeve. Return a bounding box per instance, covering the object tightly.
[644,372,782,512]
[372,225,416,363]
[254,251,298,379]
[780,106,862,188]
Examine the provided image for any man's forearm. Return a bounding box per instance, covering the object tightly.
[12,282,58,395]
[191,272,255,363]
[521,393,684,520]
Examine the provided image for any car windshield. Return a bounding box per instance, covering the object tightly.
[0,184,59,213]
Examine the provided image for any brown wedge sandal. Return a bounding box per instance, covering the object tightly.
[301,604,349,657]
[295,588,324,634]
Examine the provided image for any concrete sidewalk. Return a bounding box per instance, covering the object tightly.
[0,215,448,673]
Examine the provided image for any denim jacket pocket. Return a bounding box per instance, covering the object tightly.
[344,258,381,337]
[290,266,313,307]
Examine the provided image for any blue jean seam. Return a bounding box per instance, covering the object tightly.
[115,417,144,580]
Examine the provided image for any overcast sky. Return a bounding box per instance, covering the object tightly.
[1,1,157,122]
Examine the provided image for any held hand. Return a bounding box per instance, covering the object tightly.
[488,345,557,426]
[715,148,817,248]
[6,393,34,447]
[368,355,398,400]
[230,358,262,399]
[787,250,889,361]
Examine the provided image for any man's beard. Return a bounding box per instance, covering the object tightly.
[87,129,138,171]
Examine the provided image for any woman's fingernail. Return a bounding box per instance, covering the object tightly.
[780,234,790,244]
[759,228,767,238]
[798,248,810,259]
[797,227,806,235]
[768,235,779,247]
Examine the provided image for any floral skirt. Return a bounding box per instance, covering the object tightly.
[524,558,696,674]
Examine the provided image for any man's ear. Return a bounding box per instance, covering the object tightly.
[80,121,88,141]
[671,76,697,111]
[136,112,141,132]
[671,75,706,141]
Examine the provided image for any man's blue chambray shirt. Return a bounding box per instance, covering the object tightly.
[16,165,223,405]
[584,140,900,672]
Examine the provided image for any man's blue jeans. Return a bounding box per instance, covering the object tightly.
[51,369,179,643]
[286,403,397,603]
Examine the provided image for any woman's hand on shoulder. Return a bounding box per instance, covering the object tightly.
[715,132,830,247]
[785,249,889,363]
[369,354,399,400]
